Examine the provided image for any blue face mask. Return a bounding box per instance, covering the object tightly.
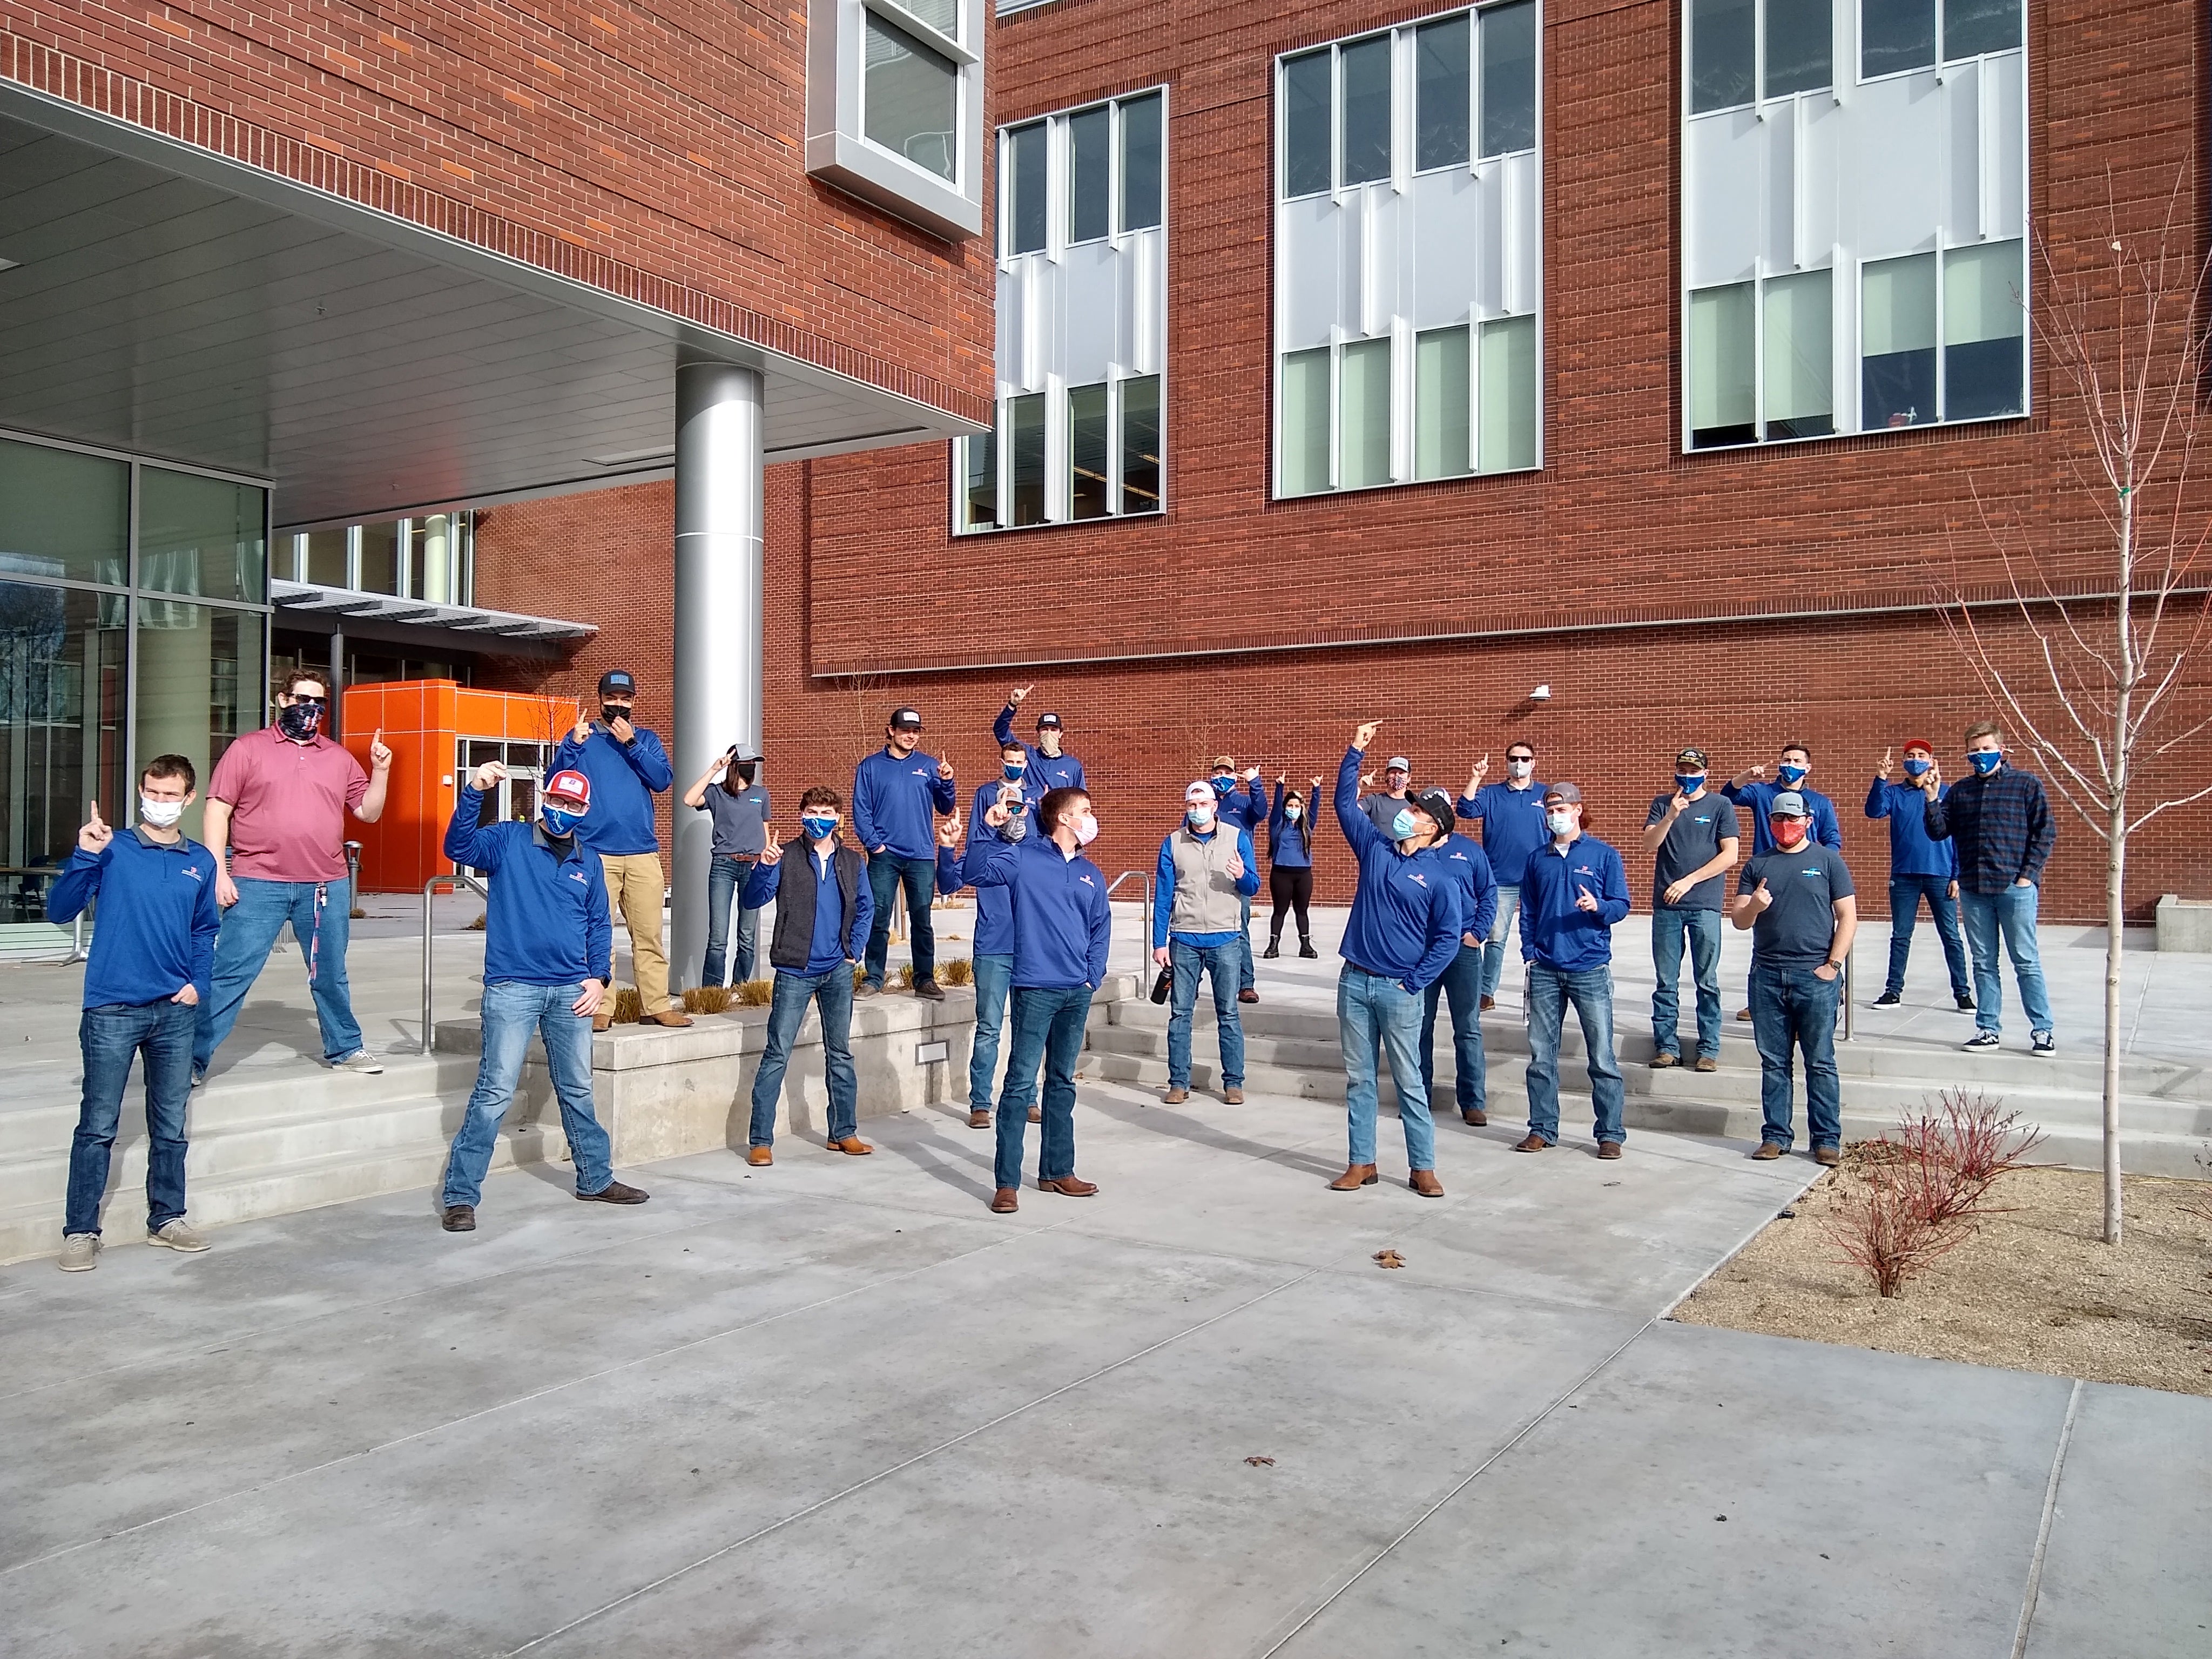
[1002,762,1026,782]
[1186,806,1216,829]
[541,806,582,838]
[802,814,840,840]
[1776,763,1808,786]
[1390,809,1419,840]
[1903,757,1932,778]
[1968,750,2002,775]
[1675,774,1705,793]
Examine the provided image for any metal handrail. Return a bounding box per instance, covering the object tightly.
[421,870,491,1055]
[1105,870,1155,957]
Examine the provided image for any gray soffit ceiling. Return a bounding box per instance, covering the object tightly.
[0,85,976,530]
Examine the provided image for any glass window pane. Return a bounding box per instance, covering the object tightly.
[963,430,999,529]
[1944,0,2020,58]
[1283,51,1334,197]
[1863,252,1938,429]
[895,0,956,37]
[1069,383,1110,520]
[1119,93,1163,231]
[1068,106,1111,243]
[358,521,401,596]
[863,14,957,183]
[1764,0,1832,97]
[0,439,128,588]
[1414,326,1472,480]
[0,583,126,928]
[1340,37,1393,186]
[1945,240,2025,420]
[1689,282,1757,447]
[137,468,268,604]
[1690,0,1756,113]
[1479,315,1539,472]
[1339,337,1393,489]
[1763,269,1833,438]
[1007,122,1048,254]
[134,599,264,847]
[1008,393,1047,525]
[1481,1,1539,158]
[1861,0,1936,76]
[304,529,348,588]
[1120,374,1163,514]
[1279,348,1332,496]
[1415,16,1471,172]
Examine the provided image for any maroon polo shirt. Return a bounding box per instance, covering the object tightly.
[206,726,369,882]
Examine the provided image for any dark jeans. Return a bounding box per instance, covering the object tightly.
[864,853,936,986]
[194,875,363,1071]
[1420,942,1487,1114]
[704,855,760,986]
[1651,906,1723,1059]
[1168,938,1245,1088]
[748,965,858,1147]
[1887,873,1972,999]
[1268,864,1314,945]
[967,951,1015,1111]
[66,1000,195,1237]
[1525,963,1625,1146]
[995,984,1092,1189]
[1749,962,1842,1150]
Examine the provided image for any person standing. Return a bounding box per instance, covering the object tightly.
[681,747,770,987]
[437,763,650,1230]
[1205,758,1268,1004]
[1359,756,1415,835]
[1153,781,1261,1106]
[1923,724,2056,1055]
[1514,784,1633,1158]
[995,685,1086,792]
[964,786,1112,1214]
[1418,796,1500,1129]
[1866,741,1974,1011]
[1642,747,1739,1071]
[1721,743,1842,1021]
[1328,725,1462,1197]
[193,667,392,1082]
[49,759,221,1270]
[1263,772,1325,959]
[740,787,876,1163]
[853,706,957,1000]
[960,770,1033,1130]
[1459,743,1550,1011]
[1732,791,1858,1164]
[551,669,690,1031]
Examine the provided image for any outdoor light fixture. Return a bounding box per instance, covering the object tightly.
[1529,684,1552,701]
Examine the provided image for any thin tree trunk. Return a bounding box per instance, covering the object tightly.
[2103,806,2125,1245]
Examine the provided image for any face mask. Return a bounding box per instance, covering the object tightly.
[1002,762,1026,781]
[1903,757,1933,778]
[801,815,840,841]
[1546,809,1574,836]
[1968,750,2002,774]
[1390,809,1419,840]
[1507,759,1534,779]
[1285,804,1303,820]
[1186,802,1216,827]
[276,701,323,741]
[600,703,632,726]
[1075,813,1100,846]
[1675,774,1705,794]
[1770,819,1810,849]
[1776,763,1808,786]
[139,795,185,828]
[541,806,582,838]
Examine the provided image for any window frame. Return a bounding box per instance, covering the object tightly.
[805,0,987,240]
[1856,0,2026,86]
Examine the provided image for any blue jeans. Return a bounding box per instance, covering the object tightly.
[1337,966,1435,1170]
[1480,885,1521,999]
[1888,874,1972,999]
[1958,885,2053,1037]
[967,952,1015,1112]
[441,980,614,1208]
[748,965,858,1147]
[1525,964,1626,1146]
[1651,907,1723,1059]
[194,876,363,1071]
[1168,938,1245,1089]
[995,984,1092,1189]
[1749,963,1843,1150]
[1238,893,1256,993]
[703,855,760,986]
[865,854,936,986]
[65,1000,196,1236]
[1420,942,1487,1114]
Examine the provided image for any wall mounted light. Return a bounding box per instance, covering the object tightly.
[1528,684,1552,702]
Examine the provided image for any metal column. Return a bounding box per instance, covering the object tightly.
[669,360,765,993]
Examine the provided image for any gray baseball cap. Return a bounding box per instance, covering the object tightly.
[1770,790,1810,818]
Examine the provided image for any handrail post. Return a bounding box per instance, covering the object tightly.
[422,876,437,1055]
[1842,942,1856,1043]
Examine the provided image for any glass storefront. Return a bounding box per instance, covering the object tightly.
[279,511,473,604]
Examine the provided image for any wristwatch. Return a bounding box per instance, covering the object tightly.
[1824,959,1844,972]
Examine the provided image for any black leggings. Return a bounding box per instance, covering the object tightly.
[1269,865,1313,943]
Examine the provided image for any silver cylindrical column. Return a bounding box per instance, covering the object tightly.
[670,359,765,994]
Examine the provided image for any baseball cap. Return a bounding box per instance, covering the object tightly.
[543,770,592,809]
[1386,756,1412,773]
[1185,780,1217,805]
[1414,788,1456,833]
[888,707,924,731]
[1675,746,1708,767]
[1901,737,1936,754]
[597,670,636,697]
[1542,782,1583,804]
[1210,754,1236,772]
[1770,790,1810,818]
[1037,712,1064,730]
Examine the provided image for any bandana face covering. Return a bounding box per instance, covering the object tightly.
[276,700,324,742]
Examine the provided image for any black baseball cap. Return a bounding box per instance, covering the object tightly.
[1414,788,1457,834]
[1036,712,1063,730]
[1675,746,1709,768]
[598,670,637,697]
[888,707,924,731]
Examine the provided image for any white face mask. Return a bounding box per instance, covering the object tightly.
[139,795,185,828]
[1508,759,1534,779]
[1186,803,1216,828]
[1075,813,1100,846]
[1285,804,1302,820]
[1546,809,1574,836]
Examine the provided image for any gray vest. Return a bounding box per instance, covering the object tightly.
[1167,827,1246,937]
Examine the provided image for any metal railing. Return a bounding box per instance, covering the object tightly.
[421,871,490,1055]
[1104,870,1154,958]
[2,863,91,963]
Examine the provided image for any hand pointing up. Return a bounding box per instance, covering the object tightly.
[78,800,112,855]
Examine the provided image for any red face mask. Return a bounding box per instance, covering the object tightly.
[1770,818,1810,850]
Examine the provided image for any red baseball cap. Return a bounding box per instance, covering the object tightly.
[1901,737,1936,754]
[543,769,592,808]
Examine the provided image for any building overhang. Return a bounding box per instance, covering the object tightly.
[270,580,595,664]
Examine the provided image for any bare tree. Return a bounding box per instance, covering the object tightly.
[1940,180,2212,1245]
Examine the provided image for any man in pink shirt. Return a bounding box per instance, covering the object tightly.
[192,668,394,1080]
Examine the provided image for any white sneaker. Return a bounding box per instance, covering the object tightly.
[58,1233,101,1272]
[147,1219,211,1253]
[333,1050,385,1075]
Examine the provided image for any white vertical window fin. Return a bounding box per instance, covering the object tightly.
[1502,159,1522,316]
[1390,315,1414,482]
[1360,189,1379,338]
[1977,55,1994,239]
[1392,25,1413,193]
[1105,376,1122,516]
[1044,371,1067,521]
[1046,112,1065,262]
[1791,95,1806,270]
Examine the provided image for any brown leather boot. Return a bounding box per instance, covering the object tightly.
[1511,1134,1550,1152]
[1222,1087,1244,1105]
[1461,1108,1488,1127]
[746,1145,773,1166]
[967,1109,991,1130]
[1162,1087,1190,1105]
[990,1188,1019,1213]
[646,1009,693,1028]
[1327,1164,1379,1190]
[1037,1174,1098,1197]
[591,1011,613,1033]
[1027,1105,1042,1123]
[1408,1169,1444,1198]
[826,1136,874,1156]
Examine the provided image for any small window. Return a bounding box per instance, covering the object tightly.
[1008,393,1047,525]
[862,14,959,182]
[1415,16,1471,172]
[1944,240,2025,420]
[1862,252,1938,429]
[1339,37,1393,186]
[1414,326,1472,480]
[1690,0,1756,112]
[1860,0,1934,76]
[963,429,998,530]
[1764,0,1832,97]
[304,529,348,587]
[1944,0,2020,59]
[1068,383,1110,519]
[1763,269,1833,438]
[1478,315,1539,471]
[1121,375,1163,513]
[1338,337,1393,489]
[1279,348,1332,496]
[1282,50,1334,197]
[357,521,402,596]
[1007,122,1047,254]
[1068,106,1111,244]
[1480,1,1539,158]
[1689,282,1757,447]
[1120,93,1163,231]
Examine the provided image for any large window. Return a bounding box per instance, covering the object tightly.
[1863,0,2021,75]
[281,513,475,604]
[1689,0,1832,112]
[805,0,985,239]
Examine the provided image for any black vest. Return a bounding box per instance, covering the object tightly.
[768,842,864,970]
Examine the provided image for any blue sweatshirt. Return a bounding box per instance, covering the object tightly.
[549,723,673,857]
[1520,832,1633,972]
[47,829,220,1010]
[960,783,1032,957]
[1209,778,1266,833]
[1266,781,1317,869]
[1722,779,1843,858]
[1431,832,1500,943]
[444,788,612,987]
[1332,748,1462,993]
[1458,779,1551,886]
[854,746,957,859]
[1865,777,1959,880]
[961,836,1112,989]
[993,704,1087,793]
[740,840,875,970]
[1153,823,1260,949]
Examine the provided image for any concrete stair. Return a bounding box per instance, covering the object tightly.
[1085,999,2212,1177]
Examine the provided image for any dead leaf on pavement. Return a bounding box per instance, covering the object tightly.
[1373,1249,1405,1270]
[1244,1455,1275,1466]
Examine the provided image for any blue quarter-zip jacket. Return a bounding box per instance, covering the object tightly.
[1332,748,1462,992]
[1431,832,1500,942]
[1152,823,1260,949]
[1458,779,1551,886]
[854,747,957,859]
[957,782,1033,956]
[1865,778,1959,880]
[1209,778,1266,833]
[1721,779,1843,858]
[993,705,1087,793]
[1520,832,1633,972]
[961,836,1112,989]
[48,829,220,1009]
[445,788,613,986]
[1266,781,1317,868]
[548,723,673,856]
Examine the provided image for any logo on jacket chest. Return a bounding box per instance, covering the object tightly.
[181,864,204,882]
[1405,872,1428,887]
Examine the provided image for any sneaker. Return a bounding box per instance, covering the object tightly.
[2031,1031,2056,1057]
[1872,989,1903,1008]
[58,1233,101,1272]
[1963,1031,2001,1051]
[1956,994,1977,1011]
[333,1049,385,1075]
[147,1219,210,1253]
[1298,943,1318,960]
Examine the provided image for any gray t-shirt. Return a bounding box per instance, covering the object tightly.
[1361,792,1412,834]
[1646,791,1738,911]
[1739,844,1855,967]
[697,783,771,857]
